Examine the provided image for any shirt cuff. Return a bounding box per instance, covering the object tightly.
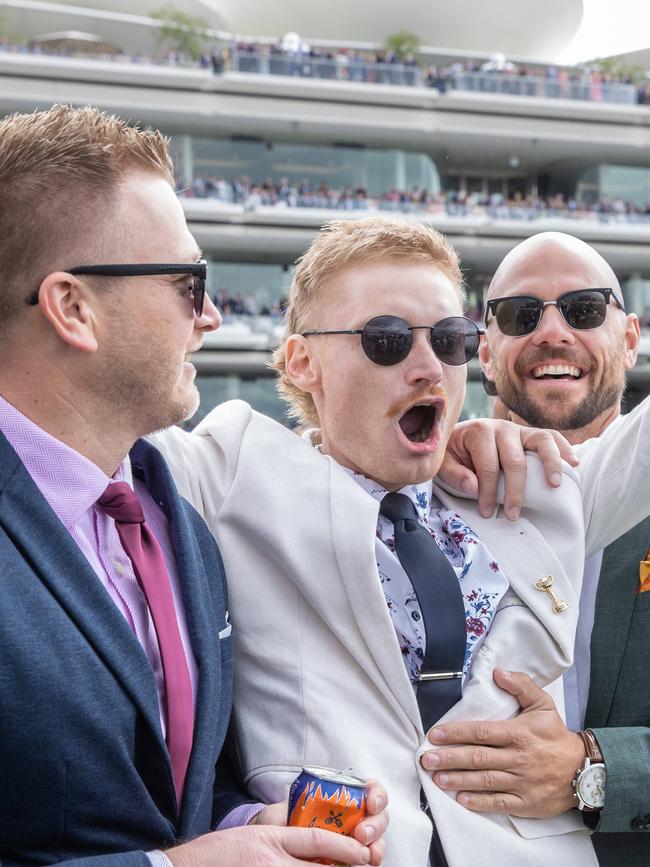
[217,802,266,829]
[147,852,174,867]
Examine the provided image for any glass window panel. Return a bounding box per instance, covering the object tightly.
[576,164,650,210]
[169,135,440,198]
[462,380,495,421]
[208,261,291,314]
[599,165,650,207]
[187,375,292,430]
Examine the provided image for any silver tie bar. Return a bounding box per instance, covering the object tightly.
[417,671,463,682]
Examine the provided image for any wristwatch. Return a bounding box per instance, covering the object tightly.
[573,729,606,811]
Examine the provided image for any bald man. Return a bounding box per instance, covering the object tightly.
[421,233,649,867]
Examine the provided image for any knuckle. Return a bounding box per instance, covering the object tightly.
[482,771,498,790]
[478,462,499,478]
[471,746,489,767]
[512,749,529,770]
[505,454,527,471]
[306,826,326,852]
[474,723,493,744]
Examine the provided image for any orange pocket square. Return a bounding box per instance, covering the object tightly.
[639,548,650,593]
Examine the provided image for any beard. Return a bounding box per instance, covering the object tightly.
[491,347,626,432]
[98,340,200,436]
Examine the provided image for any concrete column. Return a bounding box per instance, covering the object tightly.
[180,134,193,186]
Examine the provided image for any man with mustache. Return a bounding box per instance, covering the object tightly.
[154,218,650,866]
[423,232,649,867]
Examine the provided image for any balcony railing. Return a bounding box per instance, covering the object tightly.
[230,51,422,86]
[443,71,639,105]
[229,50,642,105]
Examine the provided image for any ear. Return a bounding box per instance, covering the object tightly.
[478,333,495,382]
[622,313,641,371]
[284,334,322,395]
[37,272,99,353]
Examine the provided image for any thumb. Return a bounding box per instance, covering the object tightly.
[492,668,551,713]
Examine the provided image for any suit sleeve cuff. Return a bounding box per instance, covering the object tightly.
[147,852,174,867]
[217,802,266,829]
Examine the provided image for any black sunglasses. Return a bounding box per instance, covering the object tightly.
[485,288,625,337]
[25,260,208,316]
[302,314,482,367]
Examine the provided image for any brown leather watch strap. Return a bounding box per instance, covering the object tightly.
[579,729,604,763]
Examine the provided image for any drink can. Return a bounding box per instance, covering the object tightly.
[287,765,368,866]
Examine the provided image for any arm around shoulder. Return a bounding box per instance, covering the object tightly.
[577,396,650,555]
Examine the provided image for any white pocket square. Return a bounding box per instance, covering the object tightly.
[218,623,232,639]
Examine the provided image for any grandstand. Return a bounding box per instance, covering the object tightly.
[2,0,650,424]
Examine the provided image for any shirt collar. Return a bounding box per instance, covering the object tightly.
[0,395,132,529]
[301,426,435,521]
[343,467,434,523]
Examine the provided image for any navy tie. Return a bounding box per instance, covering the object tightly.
[380,492,467,731]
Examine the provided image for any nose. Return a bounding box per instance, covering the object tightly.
[195,294,222,333]
[403,328,444,386]
[530,303,576,347]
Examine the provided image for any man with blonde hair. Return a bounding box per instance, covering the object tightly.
[0,105,388,867]
[154,215,650,866]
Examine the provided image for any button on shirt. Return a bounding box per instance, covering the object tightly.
[346,471,510,685]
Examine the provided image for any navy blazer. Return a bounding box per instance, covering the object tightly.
[0,432,243,865]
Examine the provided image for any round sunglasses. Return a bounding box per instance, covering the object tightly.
[301,315,482,367]
[485,288,625,338]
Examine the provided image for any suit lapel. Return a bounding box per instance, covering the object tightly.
[0,434,164,754]
[133,441,221,832]
[326,460,423,735]
[434,484,581,675]
[585,517,650,726]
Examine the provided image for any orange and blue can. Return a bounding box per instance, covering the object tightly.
[287,765,368,866]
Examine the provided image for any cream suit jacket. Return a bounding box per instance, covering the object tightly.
[151,396,650,867]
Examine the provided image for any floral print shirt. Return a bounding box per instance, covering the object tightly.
[346,471,510,686]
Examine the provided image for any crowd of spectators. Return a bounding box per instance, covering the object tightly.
[212,288,287,318]
[423,61,650,105]
[2,35,650,106]
[177,175,650,223]
[0,36,192,68]
[228,44,649,104]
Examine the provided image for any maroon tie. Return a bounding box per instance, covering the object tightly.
[97,481,194,807]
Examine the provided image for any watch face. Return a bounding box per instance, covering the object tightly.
[577,764,606,808]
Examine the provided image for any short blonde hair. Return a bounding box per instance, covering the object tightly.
[0,104,173,334]
[272,217,463,426]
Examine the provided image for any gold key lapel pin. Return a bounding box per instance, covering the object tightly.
[534,575,568,614]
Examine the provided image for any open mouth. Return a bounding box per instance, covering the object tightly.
[530,363,583,382]
[398,403,438,443]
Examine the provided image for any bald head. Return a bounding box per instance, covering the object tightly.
[481,232,639,443]
[488,232,623,305]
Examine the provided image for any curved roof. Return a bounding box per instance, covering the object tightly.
[210,0,584,61]
[4,0,584,62]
